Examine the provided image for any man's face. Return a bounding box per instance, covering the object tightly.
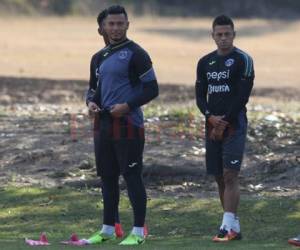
[103,14,129,43]
[212,25,235,51]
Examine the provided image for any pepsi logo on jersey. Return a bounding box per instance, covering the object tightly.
[206,70,230,81]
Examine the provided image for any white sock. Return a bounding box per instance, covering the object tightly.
[100,224,115,235]
[132,227,144,237]
[232,216,241,233]
[220,212,235,231]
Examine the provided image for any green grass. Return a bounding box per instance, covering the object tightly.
[0,187,299,249]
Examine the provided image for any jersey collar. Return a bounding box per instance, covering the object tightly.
[110,39,132,50]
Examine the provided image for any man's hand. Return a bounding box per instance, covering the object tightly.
[207,115,228,128]
[110,103,130,118]
[207,115,229,141]
[88,102,101,113]
[210,123,227,141]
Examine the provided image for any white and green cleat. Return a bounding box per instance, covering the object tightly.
[119,233,145,245]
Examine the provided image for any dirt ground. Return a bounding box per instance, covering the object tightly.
[0,76,299,198]
[1,17,300,88]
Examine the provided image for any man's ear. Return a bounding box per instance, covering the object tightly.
[211,31,215,40]
[98,27,103,36]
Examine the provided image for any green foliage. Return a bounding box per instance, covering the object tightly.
[0,0,36,14]
[1,0,300,18]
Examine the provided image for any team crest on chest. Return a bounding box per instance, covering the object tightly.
[118,50,128,60]
[225,58,235,67]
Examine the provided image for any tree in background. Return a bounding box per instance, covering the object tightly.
[1,0,300,18]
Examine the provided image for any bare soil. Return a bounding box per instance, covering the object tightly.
[1,76,299,198]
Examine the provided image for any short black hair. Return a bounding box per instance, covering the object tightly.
[212,15,234,30]
[106,5,128,19]
[97,9,108,27]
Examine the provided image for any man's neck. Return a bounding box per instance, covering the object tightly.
[217,46,234,56]
[103,38,110,46]
[109,37,127,46]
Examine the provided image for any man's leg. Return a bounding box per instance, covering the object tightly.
[101,175,120,228]
[213,168,242,242]
[114,207,120,223]
[123,171,147,228]
[206,134,226,210]
[94,115,124,238]
[114,121,146,228]
[215,176,225,210]
[223,168,239,214]
[214,133,248,241]
[114,121,147,245]
[213,113,247,242]
[221,168,241,234]
[220,112,247,235]
[119,171,147,246]
[86,175,119,244]
[114,186,124,238]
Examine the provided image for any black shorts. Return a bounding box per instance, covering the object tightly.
[93,112,145,177]
[205,112,248,176]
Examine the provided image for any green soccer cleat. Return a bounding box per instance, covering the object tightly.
[119,233,145,246]
[86,231,115,244]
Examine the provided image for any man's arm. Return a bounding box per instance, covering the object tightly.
[126,49,159,110]
[195,58,211,119]
[223,55,254,123]
[86,54,101,107]
[195,58,228,140]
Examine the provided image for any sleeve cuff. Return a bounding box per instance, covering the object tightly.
[205,110,211,119]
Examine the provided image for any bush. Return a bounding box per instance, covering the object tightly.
[1,0,300,18]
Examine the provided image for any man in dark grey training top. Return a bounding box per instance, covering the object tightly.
[86,5,158,246]
[86,8,126,239]
[195,15,254,242]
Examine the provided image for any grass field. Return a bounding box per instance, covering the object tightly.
[0,16,300,88]
[0,187,299,250]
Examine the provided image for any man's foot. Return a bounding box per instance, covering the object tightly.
[115,223,124,238]
[86,231,115,244]
[213,228,242,242]
[119,233,145,245]
[288,235,300,247]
